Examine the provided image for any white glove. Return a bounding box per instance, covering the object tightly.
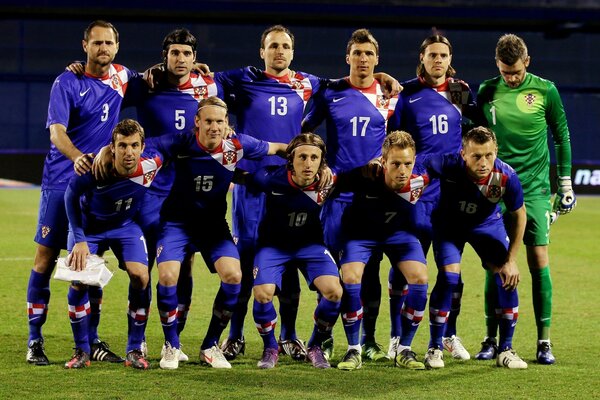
[553,176,577,215]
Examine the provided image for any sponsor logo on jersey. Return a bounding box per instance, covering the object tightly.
[79,88,91,97]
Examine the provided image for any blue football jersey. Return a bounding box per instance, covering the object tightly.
[215,67,326,172]
[125,72,223,196]
[65,152,163,242]
[153,132,270,222]
[339,166,429,241]
[303,78,398,175]
[388,77,476,201]
[44,64,136,190]
[422,153,524,228]
[248,165,335,248]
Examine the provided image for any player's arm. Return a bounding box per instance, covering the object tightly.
[373,72,402,98]
[50,123,94,176]
[497,204,526,291]
[547,84,576,215]
[267,142,288,158]
[64,176,90,271]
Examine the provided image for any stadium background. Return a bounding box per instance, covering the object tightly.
[1,0,599,192]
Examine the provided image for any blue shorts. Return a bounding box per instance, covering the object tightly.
[68,223,148,266]
[341,231,426,266]
[253,244,339,290]
[156,220,239,272]
[321,197,349,255]
[433,220,509,268]
[231,184,266,252]
[137,191,167,241]
[34,189,68,249]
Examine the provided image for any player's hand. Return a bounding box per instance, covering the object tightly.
[224,125,236,139]
[193,62,213,76]
[497,259,520,291]
[376,72,403,98]
[287,69,296,80]
[318,166,334,190]
[362,157,383,180]
[549,211,559,225]
[66,61,85,76]
[67,242,91,272]
[553,176,577,215]
[92,145,113,180]
[73,153,95,176]
[143,63,164,89]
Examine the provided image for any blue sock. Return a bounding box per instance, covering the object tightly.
[127,284,150,353]
[389,268,407,338]
[157,283,179,348]
[27,269,51,342]
[445,274,464,337]
[253,300,278,350]
[495,274,519,351]
[202,282,241,349]
[68,287,91,353]
[428,272,459,349]
[279,268,301,341]
[400,283,428,347]
[360,260,381,344]
[227,258,254,340]
[176,270,193,335]
[308,298,341,348]
[341,283,363,347]
[87,286,102,344]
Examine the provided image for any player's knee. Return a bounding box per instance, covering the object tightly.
[322,284,343,302]
[158,268,179,286]
[33,245,60,274]
[253,286,274,303]
[220,268,242,284]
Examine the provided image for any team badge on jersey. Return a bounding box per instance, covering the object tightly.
[41,225,51,239]
[110,73,124,91]
[193,86,207,100]
[476,169,508,203]
[210,138,243,171]
[395,174,430,204]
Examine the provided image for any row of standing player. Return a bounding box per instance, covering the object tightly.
[25,21,575,369]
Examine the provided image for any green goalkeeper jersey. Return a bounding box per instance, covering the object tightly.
[477,72,572,198]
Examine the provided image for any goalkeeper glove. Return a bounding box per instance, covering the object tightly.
[553,176,577,215]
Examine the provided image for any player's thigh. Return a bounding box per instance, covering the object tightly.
[384,233,427,284]
[523,197,552,247]
[232,184,266,246]
[469,222,510,268]
[298,244,340,296]
[432,228,466,268]
[253,247,290,293]
[321,198,348,256]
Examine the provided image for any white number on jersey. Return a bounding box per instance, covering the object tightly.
[115,197,133,212]
[268,96,288,116]
[287,211,308,227]
[101,103,109,122]
[350,116,370,137]
[194,175,214,192]
[139,235,148,255]
[175,109,186,130]
[429,114,448,135]
[458,201,477,214]
[489,105,497,125]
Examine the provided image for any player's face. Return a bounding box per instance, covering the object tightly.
[383,146,415,191]
[260,31,294,75]
[420,42,452,83]
[111,133,144,176]
[346,42,379,80]
[164,44,195,79]
[291,145,322,186]
[461,140,497,180]
[195,105,228,150]
[497,57,530,88]
[83,27,119,68]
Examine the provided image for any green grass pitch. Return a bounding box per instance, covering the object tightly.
[0,189,598,399]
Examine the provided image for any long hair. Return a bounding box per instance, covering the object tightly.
[416,34,456,78]
[286,133,328,175]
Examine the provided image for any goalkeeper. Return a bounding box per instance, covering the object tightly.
[476,33,575,365]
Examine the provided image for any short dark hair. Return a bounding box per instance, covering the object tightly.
[112,119,144,144]
[346,28,379,56]
[496,34,528,65]
[286,133,328,175]
[84,20,119,43]
[162,28,197,53]
[416,34,456,78]
[462,126,497,148]
[260,25,294,49]
[382,131,415,159]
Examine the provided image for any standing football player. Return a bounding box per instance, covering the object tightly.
[302,28,399,363]
[26,20,135,366]
[387,34,477,364]
[476,33,576,364]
